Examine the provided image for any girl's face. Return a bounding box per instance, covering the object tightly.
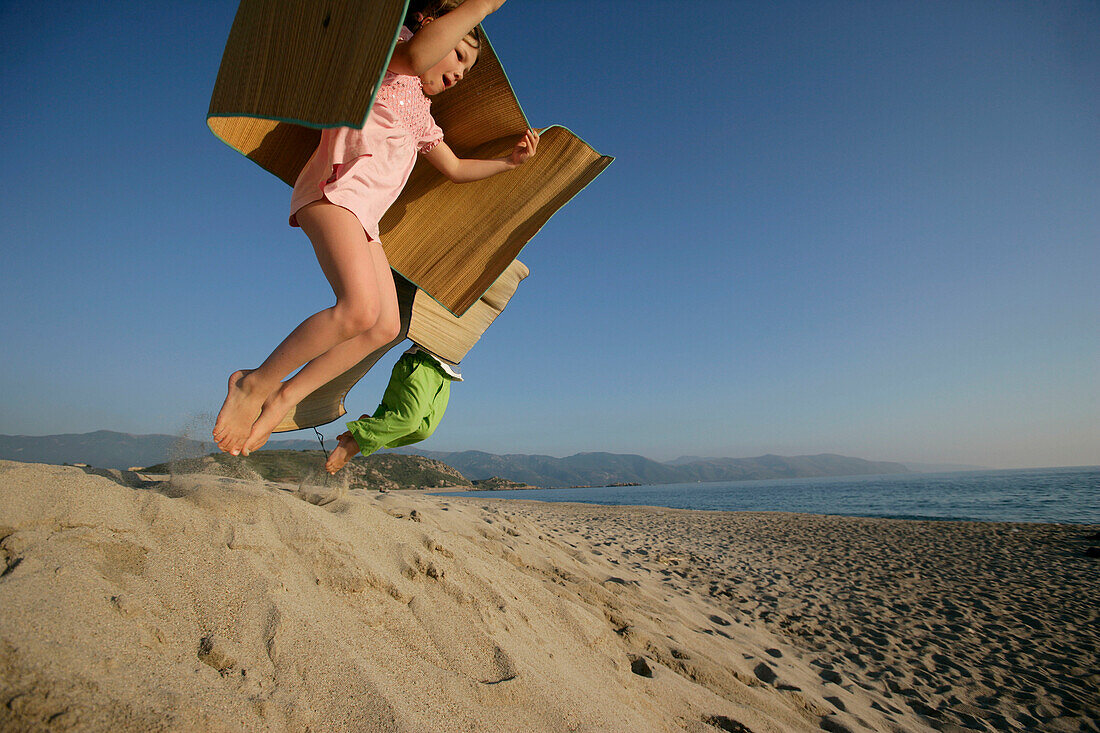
[419,36,479,96]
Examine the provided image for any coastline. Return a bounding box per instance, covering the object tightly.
[1,461,1096,731]
[436,465,1100,525]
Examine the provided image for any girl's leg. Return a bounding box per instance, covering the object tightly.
[213,201,398,455]
[239,233,401,454]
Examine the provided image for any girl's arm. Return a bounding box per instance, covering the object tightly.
[424,128,539,183]
[388,0,503,76]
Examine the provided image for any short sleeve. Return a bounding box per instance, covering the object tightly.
[419,116,444,154]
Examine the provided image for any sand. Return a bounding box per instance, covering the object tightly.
[494,500,1100,733]
[0,460,1096,732]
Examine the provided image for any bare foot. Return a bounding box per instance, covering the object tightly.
[241,387,295,456]
[213,370,269,456]
[325,432,361,473]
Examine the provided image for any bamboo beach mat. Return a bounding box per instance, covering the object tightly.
[207,0,406,184]
[207,0,611,316]
[273,260,529,432]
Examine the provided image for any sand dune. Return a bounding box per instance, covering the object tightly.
[2,460,1093,731]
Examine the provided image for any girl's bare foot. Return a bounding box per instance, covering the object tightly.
[213,370,269,456]
[325,432,361,473]
[241,386,295,456]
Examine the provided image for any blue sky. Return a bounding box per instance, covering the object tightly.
[2,1,1097,468]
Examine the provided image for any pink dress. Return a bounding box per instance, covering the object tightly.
[289,27,444,242]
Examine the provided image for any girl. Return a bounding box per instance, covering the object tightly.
[213,0,538,456]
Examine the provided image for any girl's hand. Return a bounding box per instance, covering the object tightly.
[510,128,539,166]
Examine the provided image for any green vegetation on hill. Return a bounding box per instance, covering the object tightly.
[469,476,538,491]
[142,450,472,491]
[353,453,472,490]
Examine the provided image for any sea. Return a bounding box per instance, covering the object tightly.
[440,466,1100,525]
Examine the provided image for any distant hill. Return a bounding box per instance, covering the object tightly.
[666,455,720,466]
[1,431,911,488]
[390,448,910,487]
[901,462,989,473]
[390,450,685,488]
[669,454,910,483]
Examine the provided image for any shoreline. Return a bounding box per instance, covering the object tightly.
[430,489,1100,527]
[429,464,1100,526]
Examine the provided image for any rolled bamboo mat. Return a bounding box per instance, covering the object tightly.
[207,0,406,184]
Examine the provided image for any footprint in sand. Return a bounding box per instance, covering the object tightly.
[752,662,777,684]
[628,655,654,678]
[197,633,244,678]
[407,595,518,684]
[702,714,754,733]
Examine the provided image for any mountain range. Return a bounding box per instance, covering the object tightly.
[0,431,912,487]
[389,448,910,487]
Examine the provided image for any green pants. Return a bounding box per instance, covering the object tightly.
[345,350,452,457]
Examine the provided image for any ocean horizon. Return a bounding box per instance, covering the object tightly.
[441,465,1100,525]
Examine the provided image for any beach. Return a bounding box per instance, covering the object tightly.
[1,460,1097,732]
[493,500,1100,732]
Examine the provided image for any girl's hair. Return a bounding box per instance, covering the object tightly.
[404,0,484,59]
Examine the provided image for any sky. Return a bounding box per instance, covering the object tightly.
[1,1,1097,468]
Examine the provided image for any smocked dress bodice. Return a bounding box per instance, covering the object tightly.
[289,27,444,241]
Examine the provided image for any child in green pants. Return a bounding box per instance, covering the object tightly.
[324,344,461,473]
